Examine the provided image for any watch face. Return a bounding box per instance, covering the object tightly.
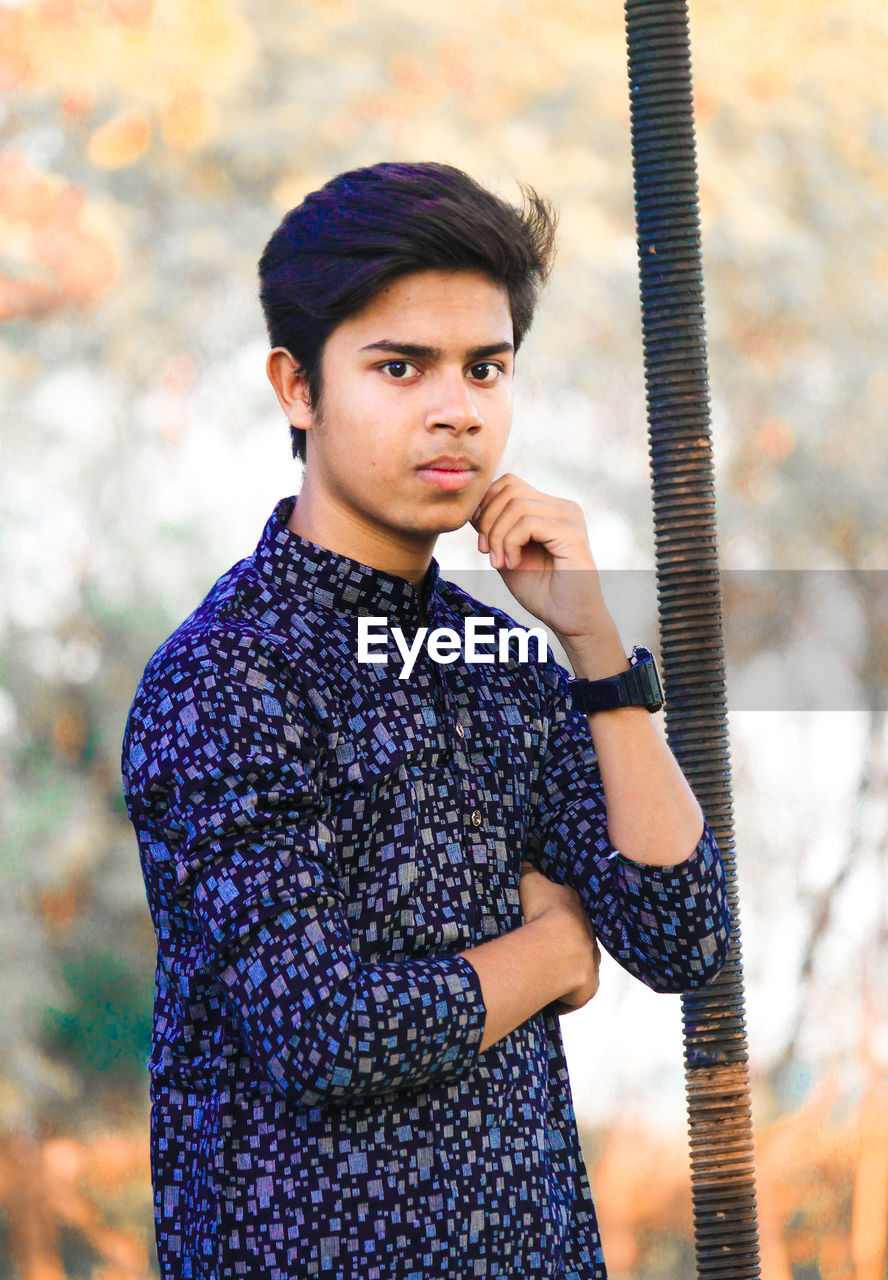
[633,650,664,711]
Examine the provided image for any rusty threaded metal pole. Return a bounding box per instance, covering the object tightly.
[623,1,762,1273]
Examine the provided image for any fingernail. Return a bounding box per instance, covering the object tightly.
[489,550,496,568]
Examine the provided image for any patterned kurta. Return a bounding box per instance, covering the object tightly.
[121,494,731,1279]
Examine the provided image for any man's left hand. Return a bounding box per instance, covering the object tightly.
[469,473,614,647]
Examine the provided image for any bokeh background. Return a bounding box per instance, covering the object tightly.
[2,0,888,1275]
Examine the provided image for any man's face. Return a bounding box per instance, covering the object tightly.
[301,268,515,547]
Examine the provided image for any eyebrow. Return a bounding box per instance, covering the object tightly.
[359,340,514,361]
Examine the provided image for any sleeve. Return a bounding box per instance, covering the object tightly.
[525,655,732,994]
[125,633,487,1107]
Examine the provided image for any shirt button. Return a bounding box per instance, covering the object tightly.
[470,809,482,827]
[455,722,465,739]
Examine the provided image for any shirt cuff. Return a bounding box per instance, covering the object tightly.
[435,952,488,1063]
[606,821,732,989]
[609,820,717,879]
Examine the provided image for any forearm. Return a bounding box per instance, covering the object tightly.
[558,622,704,867]
[527,670,731,992]
[227,911,579,1104]
[457,913,584,1053]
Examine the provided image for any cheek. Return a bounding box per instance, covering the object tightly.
[488,410,512,456]
[319,389,381,463]
[326,415,393,480]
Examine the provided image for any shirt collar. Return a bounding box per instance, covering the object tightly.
[252,495,441,628]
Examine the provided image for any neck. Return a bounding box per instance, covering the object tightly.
[287,476,436,592]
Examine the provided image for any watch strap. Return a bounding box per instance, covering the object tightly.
[567,646,665,713]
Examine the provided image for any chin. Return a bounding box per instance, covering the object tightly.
[390,498,468,535]
[417,508,471,536]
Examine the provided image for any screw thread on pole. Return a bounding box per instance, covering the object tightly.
[624,2,762,1273]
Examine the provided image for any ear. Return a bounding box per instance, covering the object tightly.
[266,348,314,431]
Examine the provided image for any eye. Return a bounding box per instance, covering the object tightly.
[380,360,419,380]
[470,362,503,383]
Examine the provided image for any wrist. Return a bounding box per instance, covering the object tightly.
[524,909,589,1000]
[558,624,628,681]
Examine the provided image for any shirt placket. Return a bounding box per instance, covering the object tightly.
[417,601,489,887]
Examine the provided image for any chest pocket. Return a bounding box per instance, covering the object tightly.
[317,685,455,959]
[456,668,543,843]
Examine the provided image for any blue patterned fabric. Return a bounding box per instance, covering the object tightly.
[121,494,731,1279]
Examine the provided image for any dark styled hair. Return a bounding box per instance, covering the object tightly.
[257,161,558,463]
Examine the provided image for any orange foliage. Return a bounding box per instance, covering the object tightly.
[589,1075,888,1279]
[0,1130,152,1280]
[38,0,77,19]
[87,108,152,168]
[437,38,479,97]
[0,0,256,118]
[0,10,32,96]
[161,88,215,150]
[759,416,796,459]
[592,1121,692,1272]
[51,704,87,761]
[60,87,95,116]
[0,152,59,223]
[851,1033,888,1280]
[37,882,82,937]
[106,0,154,26]
[0,151,118,318]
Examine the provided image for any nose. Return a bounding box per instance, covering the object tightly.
[425,370,483,433]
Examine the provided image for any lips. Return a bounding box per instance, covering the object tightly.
[416,458,478,491]
[417,456,479,471]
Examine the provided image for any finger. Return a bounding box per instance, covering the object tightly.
[477,483,578,533]
[475,485,581,563]
[474,480,546,532]
[474,481,579,545]
[471,475,536,533]
[501,513,579,570]
[480,489,583,554]
[490,509,580,570]
[478,493,549,564]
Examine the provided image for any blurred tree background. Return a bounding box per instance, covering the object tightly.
[1,0,887,1275]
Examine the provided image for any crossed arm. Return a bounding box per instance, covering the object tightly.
[124,635,731,1109]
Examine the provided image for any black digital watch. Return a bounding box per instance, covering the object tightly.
[567,645,665,714]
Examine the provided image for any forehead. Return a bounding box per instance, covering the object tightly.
[334,269,513,347]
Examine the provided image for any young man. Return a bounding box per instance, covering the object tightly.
[121,162,731,1279]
